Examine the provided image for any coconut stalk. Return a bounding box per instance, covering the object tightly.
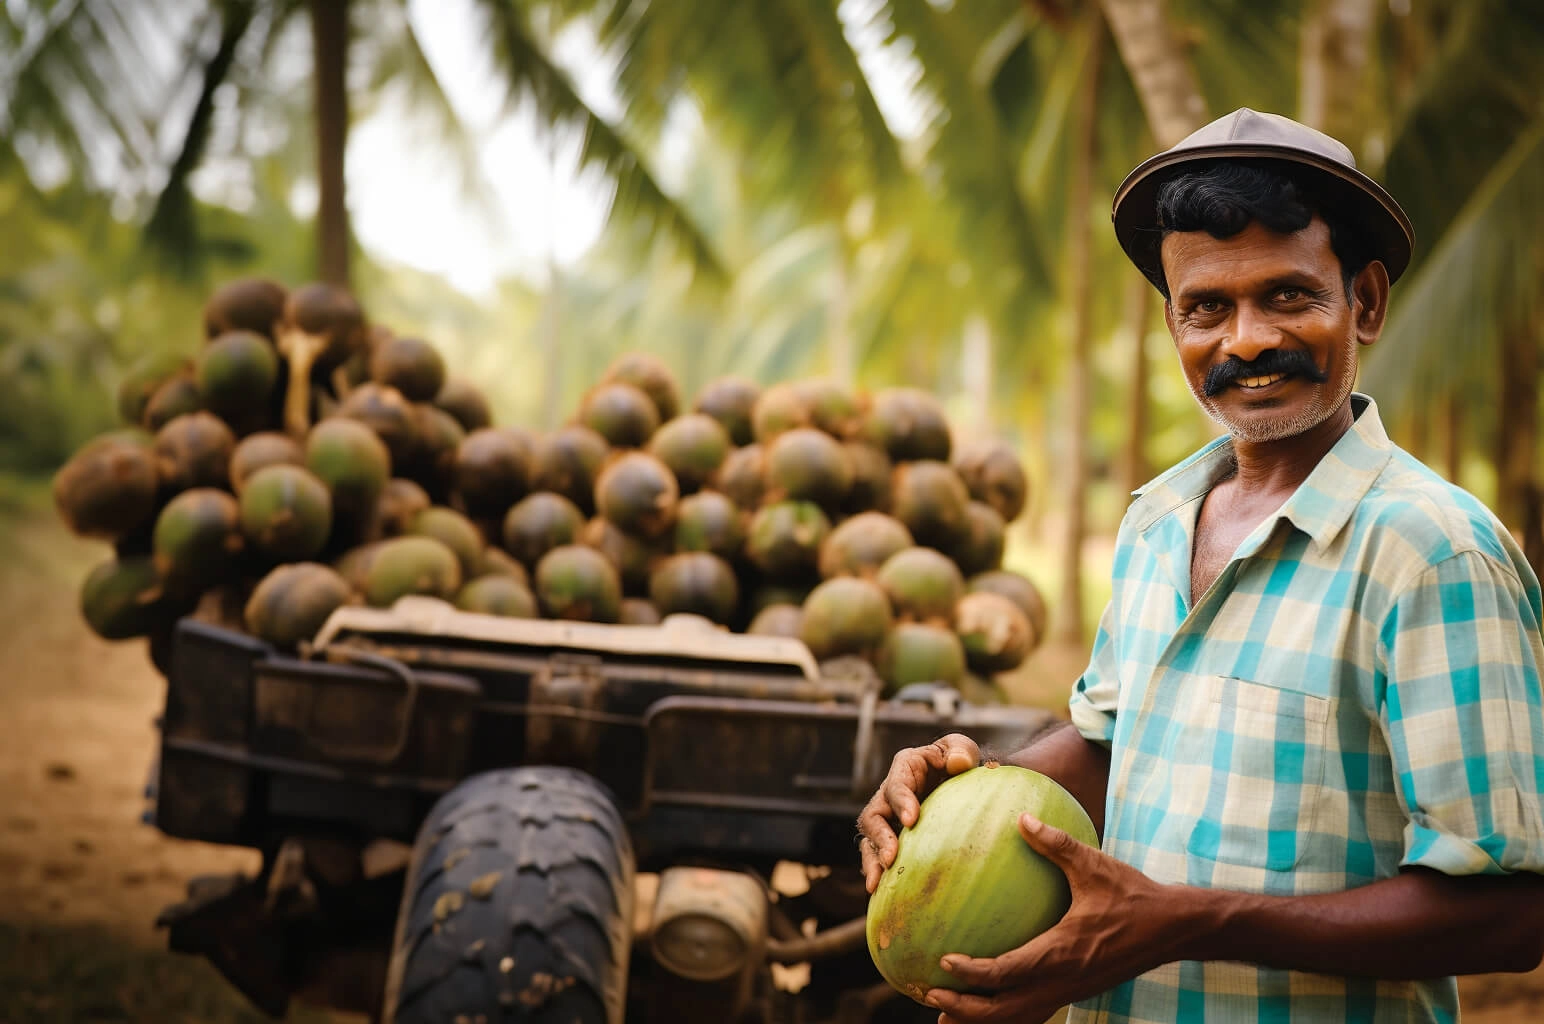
[1054,15,1104,647]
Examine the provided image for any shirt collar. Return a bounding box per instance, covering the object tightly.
[1127,393,1396,551]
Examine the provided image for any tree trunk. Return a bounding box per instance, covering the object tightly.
[1298,0,1379,147]
[309,0,351,287]
[1120,271,1154,498]
[1054,17,1104,648]
[1096,0,1206,147]
[1444,390,1463,486]
[962,314,993,438]
[1495,321,1539,528]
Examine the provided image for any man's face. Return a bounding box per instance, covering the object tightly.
[1161,216,1364,445]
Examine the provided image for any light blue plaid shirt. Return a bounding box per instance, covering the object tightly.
[1066,394,1544,1023]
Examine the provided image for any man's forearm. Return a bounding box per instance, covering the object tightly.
[1183,866,1544,979]
[996,721,1111,837]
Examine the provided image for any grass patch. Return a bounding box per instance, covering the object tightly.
[0,920,341,1023]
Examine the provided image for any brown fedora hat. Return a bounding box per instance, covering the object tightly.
[1112,108,1415,291]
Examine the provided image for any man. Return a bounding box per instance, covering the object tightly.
[856,108,1544,1024]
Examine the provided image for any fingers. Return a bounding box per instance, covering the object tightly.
[937,939,1048,989]
[1017,814,1084,867]
[857,735,982,891]
[927,986,1042,1023]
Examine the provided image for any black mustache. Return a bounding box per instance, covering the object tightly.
[1203,350,1327,396]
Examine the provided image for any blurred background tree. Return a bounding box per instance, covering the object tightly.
[3,0,1541,641]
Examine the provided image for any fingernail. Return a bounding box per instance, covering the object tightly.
[924,992,942,1008]
[939,956,957,972]
[1022,813,1042,833]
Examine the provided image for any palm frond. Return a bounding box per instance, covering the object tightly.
[1361,115,1544,412]
[473,0,728,282]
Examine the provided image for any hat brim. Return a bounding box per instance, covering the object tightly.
[1111,144,1415,292]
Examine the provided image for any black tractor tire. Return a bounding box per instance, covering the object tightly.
[382,767,635,1024]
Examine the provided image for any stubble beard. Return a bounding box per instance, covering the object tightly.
[1188,351,1357,444]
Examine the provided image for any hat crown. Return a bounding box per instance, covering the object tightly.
[1178,108,1358,170]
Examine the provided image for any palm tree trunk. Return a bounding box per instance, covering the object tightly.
[1298,0,1379,147]
[309,0,351,287]
[1120,271,1154,498]
[1495,321,1539,528]
[1054,17,1104,648]
[1095,0,1206,147]
[1444,390,1463,486]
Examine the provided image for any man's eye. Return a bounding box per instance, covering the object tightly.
[1278,288,1303,301]
[1197,301,1221,314]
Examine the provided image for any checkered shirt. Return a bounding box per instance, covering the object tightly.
[1065,394,1544,1023]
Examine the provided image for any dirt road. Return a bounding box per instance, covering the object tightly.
[3,492,1543,1022]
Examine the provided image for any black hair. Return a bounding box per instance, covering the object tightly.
[1152,161,1371,301]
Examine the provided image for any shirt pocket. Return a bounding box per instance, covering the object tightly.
[1184,675,1332,873]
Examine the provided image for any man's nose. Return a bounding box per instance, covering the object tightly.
[1221,303,1280,363]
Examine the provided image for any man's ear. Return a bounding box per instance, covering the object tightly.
[1353,260,1391,347]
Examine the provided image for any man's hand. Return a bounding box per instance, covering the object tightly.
[924,813,1198,1024]
[857,733,981,893]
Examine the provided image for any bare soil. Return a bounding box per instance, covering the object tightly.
[2,491,1542,1022]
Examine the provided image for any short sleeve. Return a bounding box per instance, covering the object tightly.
[1068,598,1121,747]
[1378,549,1544,877]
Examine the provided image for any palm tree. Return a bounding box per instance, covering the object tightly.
[0,0,726,287]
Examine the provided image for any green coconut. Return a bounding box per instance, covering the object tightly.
[371,478,431,538]
[154,411,237,493]
[334,541,386,591]
[406,404,466,501]
[878,622,966,692]
[602,351,682,421]
[530,426,610,515]
[953,439,1029,522]
[244,563,354,649]
[955,591,1034,675]
[890,460,972,550]
[745,501,831,579]
[648,413,732,493]
[693,376,761,446]
[877,547,965,624]
[197,330,280,424]
[866,764,1097,1002]
[455,427,533,521]
[503,492,585,569]
[580,517,660,595]
[118,352,191,427]
[143,374,205,431]
[338,383,419,468]
[619,598,663,626]
[967,571,1048,655]
[766,428,853,509]
[818,512,914,580]
[648,552,740,625]
[534,545,622,623]
[362,535,462,607]
[949,501,1007,577]
[229,432,305,494]
[52,431,160,541]
[408,506,483,581]
[151,487,243,594]
[748,604,804,638]
[714,444,767,510]
[238,464,333,562]
[305,418,392,524]
[843,442,893,513]
[454,575,538,618]
[579,382,660,448]
[79,555,183,641]
[862,388,953,462]
[799,577,894,661]
[594,452,679,539]
[474,546,530,588]
[672,491,745,561]
[751,382,812,444]
[370,335,445,402]
[203,277,287,340]
[745,582,816,620]
[433,376,493,433]
[794,378,867,439]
